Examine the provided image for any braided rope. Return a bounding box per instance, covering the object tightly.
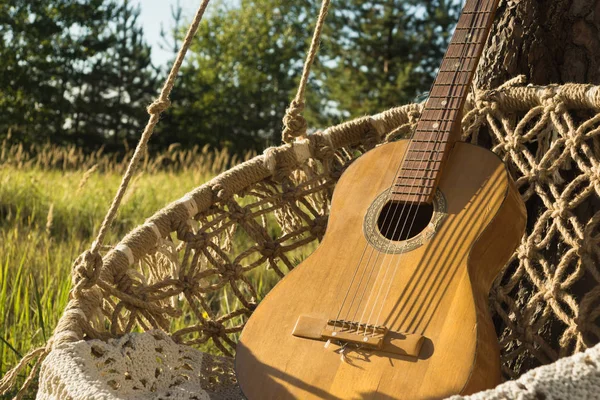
[281,0,331,143]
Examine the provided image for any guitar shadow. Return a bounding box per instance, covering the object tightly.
[236,337,435,399]
[236,341,342,400]
[382,165,504,335]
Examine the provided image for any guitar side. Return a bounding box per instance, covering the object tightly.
[236,140,526,399]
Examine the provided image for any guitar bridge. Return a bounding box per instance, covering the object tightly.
[292,316,425,358]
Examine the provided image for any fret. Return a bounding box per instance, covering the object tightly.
[435,71,472,85]
[403,154,445,163]
[389,193,430,204]
[405,148,445,156]
[430,85,465,98]
[397,166,438,173]
[458,9,490,27]
[401,160,443,170]
[454,26,487,31]
[405,147,445,156]
[439,58,478,72]
[421,105,460,114]
[404,149,444,161]
[415,123,455,135]
[394,179,435,189]
[446,43,479,58]
[410,132,451,142]
[463,0,496,13]
[422,104,461,111]
[427,95,465,102]
[397,169,437,179]
[417,115,461,124]
[451,40,484,45]
[393,185,436,192]
[391,0,499,199]
[428,82,468,87]
[416,118,457,129]
[407,142,445,152]
[443,55,479,60]
[452,28,486,43]
[460,10,494,15]
[396,175,437,181]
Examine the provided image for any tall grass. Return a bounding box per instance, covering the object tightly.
[0,141,258,398]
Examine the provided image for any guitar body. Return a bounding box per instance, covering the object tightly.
[236,140,526,399]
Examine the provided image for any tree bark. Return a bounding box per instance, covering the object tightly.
[473,0,600,378]
[476,0,600,89]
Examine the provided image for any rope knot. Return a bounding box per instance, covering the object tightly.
[204,320,226,336]
[523,326,535,342]
[261,241,282,258]
[218,262,243,279]
[517,244,536,261]
[282,100,308,142]
[363,120,383,150]
[212,183,230,200]
[72,250,103,294]
[310,215,328,238]
[310,133,335,161]
[544,282,561,301]
[189,232,209,249]
[229,204,251,222]
[147,99,171,115]
[550,202,569,219]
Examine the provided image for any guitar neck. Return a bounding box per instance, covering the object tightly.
[392,0,500,204]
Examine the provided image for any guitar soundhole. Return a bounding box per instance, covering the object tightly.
[377,201,434,242]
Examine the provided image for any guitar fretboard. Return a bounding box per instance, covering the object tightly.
[392,0,499,204]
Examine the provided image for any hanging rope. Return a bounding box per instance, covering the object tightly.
[72,0,212,297]
[0,1,212,398]
[282,0,331,143]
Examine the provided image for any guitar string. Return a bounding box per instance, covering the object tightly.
[331,0,486,334]
[330,72,445,331]
[365,0,491,336]
[351,2,484,335]
[339,19,480,331]
[335,14,466,334]
[363,0,488,335]
[340,0,484,336]
[332,111,423,331]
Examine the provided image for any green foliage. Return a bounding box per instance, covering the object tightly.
[159,0,319,153]
[0,0,158,149]
[322,0,461,120]
[0,0,459,152]
[161,0,459,152]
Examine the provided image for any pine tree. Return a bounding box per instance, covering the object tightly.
[160,0,319,153]
[73,0,159,149]
[319,0,461,123]
[0,0,158,150]
[164,0,460,151]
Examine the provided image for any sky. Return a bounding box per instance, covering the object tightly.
[134,0,200,66]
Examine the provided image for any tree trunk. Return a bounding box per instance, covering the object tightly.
[476,0,600,89]
[473,0,600,379]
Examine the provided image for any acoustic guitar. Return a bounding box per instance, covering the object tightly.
[236,0,526,398]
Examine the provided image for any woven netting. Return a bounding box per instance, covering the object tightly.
[28,80,600,397]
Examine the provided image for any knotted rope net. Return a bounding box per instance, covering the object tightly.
[2,80,600,399]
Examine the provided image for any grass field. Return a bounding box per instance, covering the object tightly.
[0,140,267,398]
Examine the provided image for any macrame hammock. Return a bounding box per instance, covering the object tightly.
[2,0,600,399]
